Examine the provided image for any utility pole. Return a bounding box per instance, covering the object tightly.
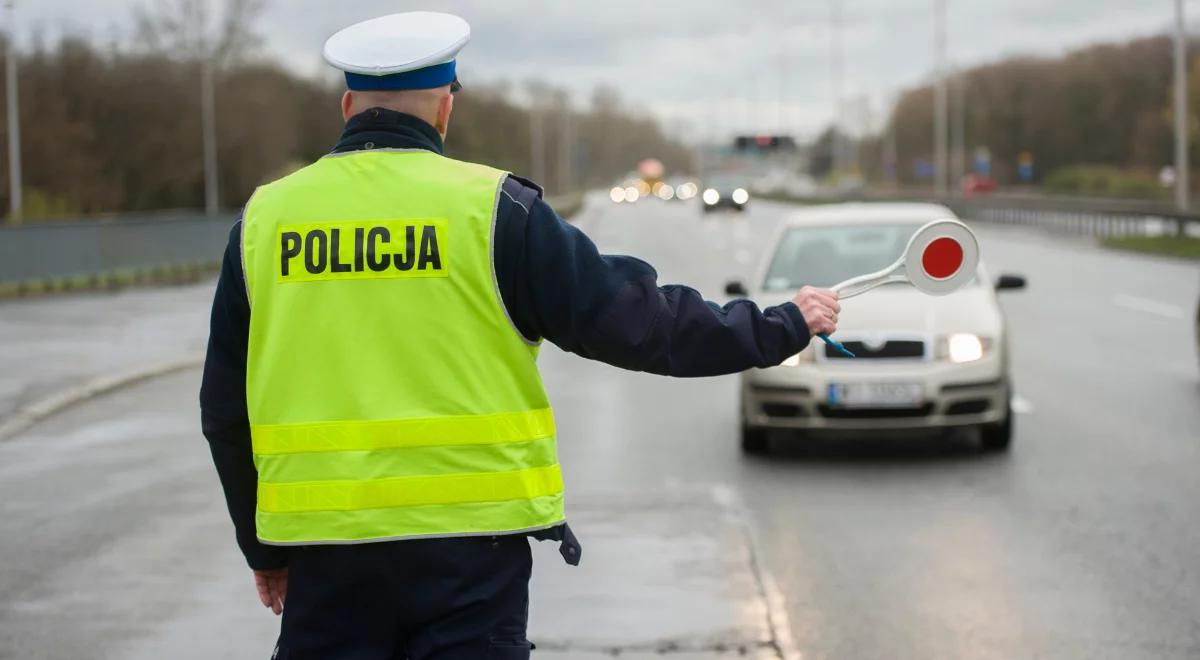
[201,55,219,217]
[951,67,966,195]
[829,0,844,180]
[777,55,787,136]
[1174,0,1189,211]
[5,0,21,223]
[529,99,545,187]
[933,0,949,198]
[556,96,573,194]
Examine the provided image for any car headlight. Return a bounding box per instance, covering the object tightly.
[941,333,992,363]
[609,186,626,203]
[781,347,816,366]
[731,188,749,205]
[702,188,720,205]
[624,186,640,202]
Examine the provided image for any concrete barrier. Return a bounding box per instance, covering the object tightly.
[0,211,235,298]
[0,194,586,299]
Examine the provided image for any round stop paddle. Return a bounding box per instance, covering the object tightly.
[831,218,979,299]
[817,219,980,358]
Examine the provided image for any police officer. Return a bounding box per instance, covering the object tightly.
[200,11,839,659]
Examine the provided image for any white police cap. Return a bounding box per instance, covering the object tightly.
[323,12,470,91]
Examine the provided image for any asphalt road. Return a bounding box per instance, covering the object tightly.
[2,195,1198,659]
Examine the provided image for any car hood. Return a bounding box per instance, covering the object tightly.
[758,283,1003,338]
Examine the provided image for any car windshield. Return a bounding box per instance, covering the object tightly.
[763,222,924,291]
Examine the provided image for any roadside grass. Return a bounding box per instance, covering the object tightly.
[1102,236,1200,260]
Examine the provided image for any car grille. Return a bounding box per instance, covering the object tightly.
[945,399,991,415]
[824,339,925,360]
[818,403,935,418]
[762,403,808,418]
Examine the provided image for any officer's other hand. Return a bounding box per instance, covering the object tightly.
[793,286,840,336]
[254,567,289,615]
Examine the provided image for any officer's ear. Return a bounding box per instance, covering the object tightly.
[341,91,354,122]
[435,91,454,139]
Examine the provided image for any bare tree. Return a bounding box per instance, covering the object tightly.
[133,0,265,66]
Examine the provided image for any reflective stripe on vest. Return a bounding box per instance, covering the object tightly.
[241,150,564,545]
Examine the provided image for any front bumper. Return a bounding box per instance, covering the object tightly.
[703,198,745,211]
[741,355,1008,432]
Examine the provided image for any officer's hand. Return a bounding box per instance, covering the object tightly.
[254,567,289,615]
[792,286,840,336]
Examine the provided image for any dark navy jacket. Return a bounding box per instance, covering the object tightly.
[200,109,812,570]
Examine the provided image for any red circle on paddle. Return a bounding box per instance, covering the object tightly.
[921,237,964,279]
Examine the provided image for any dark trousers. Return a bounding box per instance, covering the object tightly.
[274,534,533,660]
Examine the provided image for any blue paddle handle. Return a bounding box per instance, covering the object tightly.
[818,333,856,358]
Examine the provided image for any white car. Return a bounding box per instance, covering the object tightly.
[728,203,1026,453]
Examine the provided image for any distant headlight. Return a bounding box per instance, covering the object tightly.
[731,188,749,205]
[677,182,698,200]
[702,188,720,205]
[609,186,626,203]
[656,184,675,200]
[624,186,640,203]
[947,333,986,363]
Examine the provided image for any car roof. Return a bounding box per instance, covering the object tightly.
[782,202,958,227]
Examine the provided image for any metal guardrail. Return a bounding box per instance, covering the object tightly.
[767,190,1200,239]
[945,192,1200,239]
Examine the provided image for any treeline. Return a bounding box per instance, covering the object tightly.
[880,34,1192,193]
[0,38,692,220]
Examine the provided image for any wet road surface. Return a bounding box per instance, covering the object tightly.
[2,195,1198,659]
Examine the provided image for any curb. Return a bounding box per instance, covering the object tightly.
[0,261,220,300]
[712,485,802,660]
[0,355,205,441]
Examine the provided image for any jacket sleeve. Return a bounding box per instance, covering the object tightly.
[199,219,287,570]
[494,177,812,377]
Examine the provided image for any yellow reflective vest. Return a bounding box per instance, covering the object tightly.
[241,149,564,545]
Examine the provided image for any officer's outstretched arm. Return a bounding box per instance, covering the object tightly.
[496,188,816,377]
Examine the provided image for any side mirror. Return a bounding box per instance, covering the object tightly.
[995,274,1026,291]
[725,280,749,296]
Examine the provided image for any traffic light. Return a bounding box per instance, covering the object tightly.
[734,135,797,152]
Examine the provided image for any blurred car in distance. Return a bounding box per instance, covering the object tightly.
[962,174,997,196]
[701,175,750,213]
[726,203,1026,454]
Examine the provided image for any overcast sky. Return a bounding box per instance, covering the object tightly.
[11,1,1193,141]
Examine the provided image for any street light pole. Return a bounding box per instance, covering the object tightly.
[1173,0,1189,211]
[951,67,966,195]
[829,0,844,180]
[529,100,545,187]
[933,0,948,198]
[557,97,573,194]
[201,55,219,217]
[5,0,21,223]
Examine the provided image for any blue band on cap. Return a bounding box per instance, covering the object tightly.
[345,61,456,91]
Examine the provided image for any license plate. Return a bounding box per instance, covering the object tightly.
[827,382,923,408]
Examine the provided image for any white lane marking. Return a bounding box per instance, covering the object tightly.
[1112,293,1187,320]
[1011,395,1035,415]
